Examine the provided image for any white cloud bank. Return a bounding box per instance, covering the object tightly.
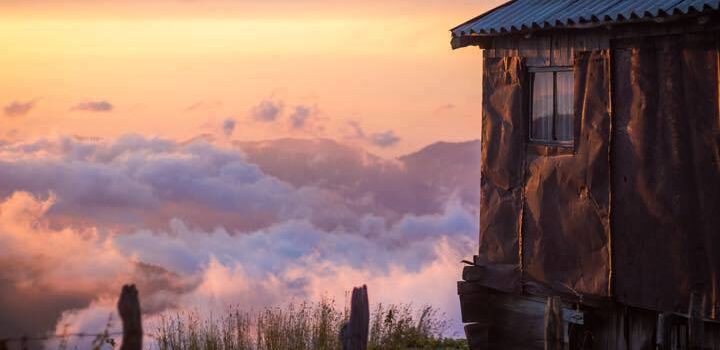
[0,135,480,345]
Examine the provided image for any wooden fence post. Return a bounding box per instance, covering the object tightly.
[118,284,142,350]
[341,285,369,350]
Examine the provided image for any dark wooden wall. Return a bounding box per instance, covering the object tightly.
[478,13,720,66]
[459,279,720,349]
[477,28,720,315]
[483,30,610,67]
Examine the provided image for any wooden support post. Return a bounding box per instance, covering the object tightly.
[657,313,669,350]
[544,296,563,350]
[118,284,142,350]
[341,285,369,350]
[688,289,705,350]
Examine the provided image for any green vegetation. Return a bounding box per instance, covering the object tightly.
[154,299,468,350]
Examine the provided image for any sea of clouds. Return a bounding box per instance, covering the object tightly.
[0,134,480,346]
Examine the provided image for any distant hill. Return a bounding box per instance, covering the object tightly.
[399,140,481,210]
[235,138,480,217]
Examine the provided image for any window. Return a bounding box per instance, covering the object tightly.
[529,67,574,145]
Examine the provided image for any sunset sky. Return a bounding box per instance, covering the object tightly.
[1,0,502,156]
[0,0,501,345]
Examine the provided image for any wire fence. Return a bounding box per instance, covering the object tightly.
[0,332,123,350]
[0,328,163,350]
[0,284,144,350]
[0,284,372,350]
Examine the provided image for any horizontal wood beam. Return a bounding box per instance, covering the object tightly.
[451,35,492,49]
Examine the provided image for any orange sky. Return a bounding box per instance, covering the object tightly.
[0,0,502,156]
[0,1,504,336]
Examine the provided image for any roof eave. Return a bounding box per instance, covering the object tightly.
[449,0,720,50]
[449,0,520,33]
[449,11,714,50]
[450,34,494,49]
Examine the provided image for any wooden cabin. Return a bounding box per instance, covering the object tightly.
[450,0,720,349]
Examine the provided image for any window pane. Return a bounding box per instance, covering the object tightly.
[555,71,574,142]
[531,72,553,141]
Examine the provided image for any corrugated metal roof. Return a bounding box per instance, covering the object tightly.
[451,0,720,37]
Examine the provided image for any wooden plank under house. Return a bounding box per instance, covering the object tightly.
[450,1,720,348]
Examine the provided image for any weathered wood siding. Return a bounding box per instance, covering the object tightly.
[459,278,720,350]
[483,31,610,67]
[466,25,720,349]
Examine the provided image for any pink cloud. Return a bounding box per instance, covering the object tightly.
[0,134,480,338]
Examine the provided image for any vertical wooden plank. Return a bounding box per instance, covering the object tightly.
[505,36,520,58]
[610,308,628,350]
[680,324,688,350]
[588,307,628,350]
[702,322,720,350]
[575,33,589,57]
[688,290,706,349]
[492,37,507,57]
[486,49,497,59]
[551,32,573,66]
[118,284,142,350]
[627,308,657,350]
[492,36,520,58]
[520,35,551,67]
[544,297,563,350]
[657,313,671,350]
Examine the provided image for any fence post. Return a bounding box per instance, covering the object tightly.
[341,285,369,350]
[118,284,142,350]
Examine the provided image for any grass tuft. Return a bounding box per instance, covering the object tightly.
[154,298,467,350]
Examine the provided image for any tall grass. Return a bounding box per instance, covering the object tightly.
[154,299,467,350]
